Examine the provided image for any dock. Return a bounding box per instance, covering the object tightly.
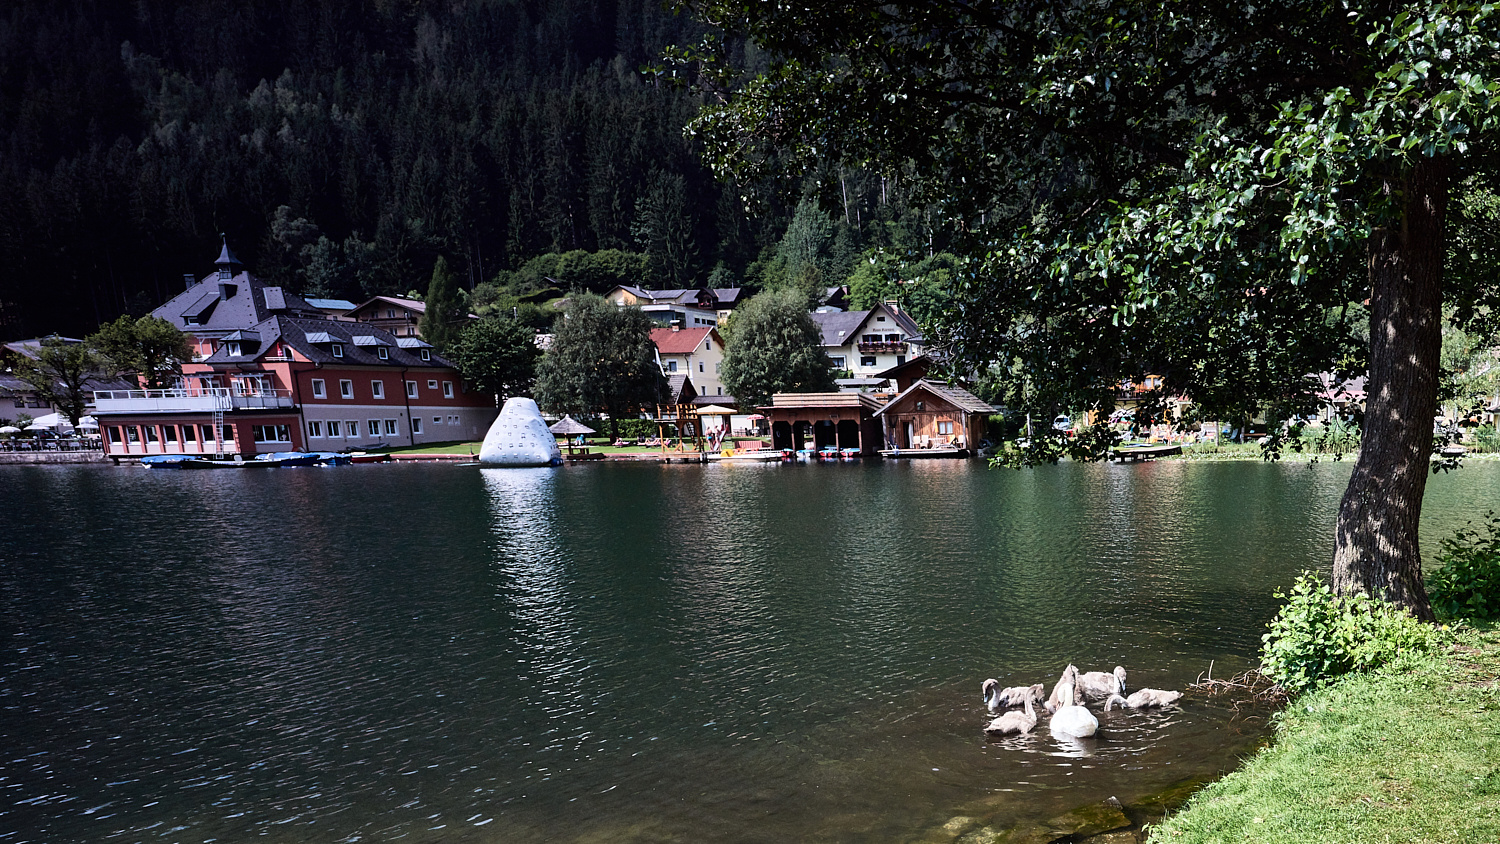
[1110,444,1182,462]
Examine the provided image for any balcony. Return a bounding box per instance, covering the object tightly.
[857,341,906,354]
[93,387,295,414]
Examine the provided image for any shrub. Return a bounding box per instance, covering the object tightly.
[1427,512,1500,620]
[1260,572,1441,697]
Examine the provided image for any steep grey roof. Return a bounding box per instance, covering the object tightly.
[809,305,925,347]
[153,271,320,333]
[200,316,454,369]
[809,309,871,347]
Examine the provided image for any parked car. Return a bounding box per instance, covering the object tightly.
[1052,414,1074,432]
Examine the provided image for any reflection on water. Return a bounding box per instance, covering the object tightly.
[0,459,1494,842]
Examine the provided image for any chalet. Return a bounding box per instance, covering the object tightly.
[604,286,744,327]
[809,303,925,388]
[91,242,497,457]
[873,380,992,451]
[764,392,885,455]
[345,295,426,338]
[651,326,727,399]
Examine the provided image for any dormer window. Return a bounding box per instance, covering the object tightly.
[377,346,389,360]
[331,343,344,358]
[227,342,241,357]
[419,349,430,361]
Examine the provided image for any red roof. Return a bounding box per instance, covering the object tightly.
[651,327,716,355]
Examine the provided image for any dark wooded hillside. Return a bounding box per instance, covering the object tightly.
[0,0,787,336]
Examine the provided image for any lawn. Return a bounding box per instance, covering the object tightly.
[1150,623,1500,843]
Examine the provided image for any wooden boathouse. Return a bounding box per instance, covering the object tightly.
[764,392,885,456]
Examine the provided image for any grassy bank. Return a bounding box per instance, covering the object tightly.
[1149,624,1500,843]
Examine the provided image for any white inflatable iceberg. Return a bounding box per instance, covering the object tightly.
[478,397,563,467]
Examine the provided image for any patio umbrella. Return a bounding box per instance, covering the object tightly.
[0,426,19,434]
[27,412,73,431]
[77,415,99,429]
[547,415,596,453]
[547,416,596,436]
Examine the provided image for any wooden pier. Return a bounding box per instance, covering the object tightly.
[1110,444,1182,462]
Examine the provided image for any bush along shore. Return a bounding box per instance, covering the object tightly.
[1148,520,1500,844]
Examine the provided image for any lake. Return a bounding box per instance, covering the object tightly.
[1,458,1494,843]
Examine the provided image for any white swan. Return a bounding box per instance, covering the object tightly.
[982,679,1044,714]
[1077,666,1127,701]
[1049,682,1099,739]
[1045,664,1080,714]
[984,695,1038,735]
[1104,688,1183,711]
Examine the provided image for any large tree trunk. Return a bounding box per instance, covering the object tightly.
[1331,158,1448,622]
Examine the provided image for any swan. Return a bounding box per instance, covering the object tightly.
[982,679,1044,714]
[1076,666,1127,701]
[1104,688,1183,711]
[1049,681,1099,739]
[984,695,1037,735]
[1045,664,1080,714]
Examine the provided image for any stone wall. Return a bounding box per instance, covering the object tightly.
[0,451,114,465]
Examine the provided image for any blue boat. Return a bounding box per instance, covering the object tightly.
[139,454,194,468]
[249,452,320,467]
[311,452,352,465]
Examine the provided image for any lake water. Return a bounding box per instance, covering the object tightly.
[1,458,1495,843]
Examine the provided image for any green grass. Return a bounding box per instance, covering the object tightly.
[1149,624,1500,843]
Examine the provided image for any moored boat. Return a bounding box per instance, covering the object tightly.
[139,454,195,468]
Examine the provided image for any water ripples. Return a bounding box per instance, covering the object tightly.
[0,459,1485,842]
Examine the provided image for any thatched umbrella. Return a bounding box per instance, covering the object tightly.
[548,416,596,453]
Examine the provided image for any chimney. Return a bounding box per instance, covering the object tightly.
[183,273,197,290]
[671,322,680,332]
[219,282,237,301]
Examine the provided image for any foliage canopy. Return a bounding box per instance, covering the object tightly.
[719,288,837,409]
[534,295,666,440]
[683,0,1500,617]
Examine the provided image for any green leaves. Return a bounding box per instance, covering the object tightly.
[1427,511,1500,620]
[1261,571,1444,698]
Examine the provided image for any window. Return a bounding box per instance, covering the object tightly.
[227,342,241,357]
[340,380,353,399]
[327,420,340,437]
[387,308,397,319]
[860,356,877,367]
[108,426,122,445]
[698,362,704,372]
[433,416,443,425]
[331,343,343,358]
[377,346,389,360]
[252,425,291,443]
[406,381,418,399]
[371,380,384,399]
[411,417,422,434]
[126,426,140,444]
[383,419,398,436]
[200,424,216,443]
[876,316,887,323]
[368,420,381,436]
[886,333,901,343]
[144,425,159,444]
[717,387,723,395]
[221,424,234,443]
[829,356,846,369]
[420,349,430,361]
[312,379,326,398]
[164,425,178,445]
[666,360,678,372]
[346,421,358,438]
[862,334,880,343]
[442,381,454,398]
[183,425,196,443]
[448,415,460,426]
[705,340,711,350]
[427,380,438,389]
[937,421,954,435]
[308,421,323,438]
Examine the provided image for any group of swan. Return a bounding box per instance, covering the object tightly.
[981,664,1181,739]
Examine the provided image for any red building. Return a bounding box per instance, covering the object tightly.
[93,242,498,457]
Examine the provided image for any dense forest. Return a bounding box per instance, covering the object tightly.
[0,0,950,339]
